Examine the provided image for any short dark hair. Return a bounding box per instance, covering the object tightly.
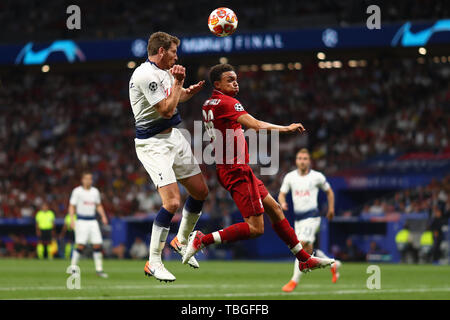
[147,31,180,56]
[209,63,235,87]
[81,171,92,177]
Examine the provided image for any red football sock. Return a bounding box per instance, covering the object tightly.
[202,222,251,246]
[272,218,310,262]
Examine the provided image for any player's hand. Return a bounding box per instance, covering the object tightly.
[185,80,205,95]
[70,221,75,230]
[286,123,305,133]
[281,202,289,211]
[170,64,186,82]
[102,216,109,225]
[326,209,335,221]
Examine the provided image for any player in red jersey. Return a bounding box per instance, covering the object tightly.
[183,64,334,272]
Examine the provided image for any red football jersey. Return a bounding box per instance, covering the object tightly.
[202,89,249,166]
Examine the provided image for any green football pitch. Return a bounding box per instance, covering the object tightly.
[0,258,449,300]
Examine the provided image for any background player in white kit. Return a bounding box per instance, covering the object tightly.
[278,148,341,292]
[129,32,208,282]
[69,172,108,278]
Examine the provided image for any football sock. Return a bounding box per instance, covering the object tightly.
[292,259,303,283]
[202,222,251,246]
[149,207,173,264]
[37,243,44,259]
[65,243,73,259]
[71,248,82,266]
[272,218,311,262]
[93,250,103,272]
[315,249,332,259]
[47,244,54,259]
[177,196,203,244]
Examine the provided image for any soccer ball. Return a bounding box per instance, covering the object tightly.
[208,7,238,37]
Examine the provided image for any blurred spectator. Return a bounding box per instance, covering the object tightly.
[395,223,418,263]
[368,199,385,215]
[14,234,35,259]
[129,237,148,259]
[112,243,126,259]
[338,237,365,261]
[429,206,445,262]
[419,229,434,263]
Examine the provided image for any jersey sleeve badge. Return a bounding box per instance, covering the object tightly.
[234,103,244,112]
[149,81,158,91]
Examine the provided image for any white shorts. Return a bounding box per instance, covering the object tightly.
[295,217,321,244]
[75,220,103,245]
[135,128,201,188]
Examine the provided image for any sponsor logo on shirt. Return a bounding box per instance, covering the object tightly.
[294,190,311,198]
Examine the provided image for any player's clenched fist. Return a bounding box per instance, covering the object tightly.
[170,64,186,82]
[286,123,305,133]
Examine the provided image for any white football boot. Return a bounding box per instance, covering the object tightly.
[144,261,176,282]
[182,230,205,265]
[170,236,199,269]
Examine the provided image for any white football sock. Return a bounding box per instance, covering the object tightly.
[177,208,202,244]
[292,259,303,283]
[71,249,80,267]
[315,249,332,259]
[149,224,169,264]
[93,251,103,272]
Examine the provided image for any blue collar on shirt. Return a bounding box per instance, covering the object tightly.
[146,59,164,70]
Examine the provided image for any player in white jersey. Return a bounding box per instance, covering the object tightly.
[278,148,341,292]
[129,32,208,282]
[69,172,109,278]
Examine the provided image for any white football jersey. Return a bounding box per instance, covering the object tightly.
[129,60,180,138]
[69,186,101,217]
[280,169,330,214]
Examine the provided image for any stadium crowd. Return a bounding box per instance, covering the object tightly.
[362,175,450,218]
[1,58,449,221]
[1,0,449,42]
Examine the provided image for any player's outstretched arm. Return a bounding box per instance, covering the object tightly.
[180,80,205,102]
[237,113,305,133]
[154,65,185,118]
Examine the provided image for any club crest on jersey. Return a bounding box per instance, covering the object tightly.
[234,103,244,112]
[149,81,158,91]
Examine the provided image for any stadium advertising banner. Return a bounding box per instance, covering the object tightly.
[1,20,450,65]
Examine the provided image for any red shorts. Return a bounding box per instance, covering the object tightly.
[216,164,269,218]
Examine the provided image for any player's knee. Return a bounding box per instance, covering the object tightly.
[76,245,85,253]
[164,199,180,213]
[93,245,102,252]
[249,224,264,238]
[197,185,209,200]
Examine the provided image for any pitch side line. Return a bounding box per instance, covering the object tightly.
[0,283,361,291]
[11,287,450,300]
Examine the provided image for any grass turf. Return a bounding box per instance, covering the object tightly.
[0,258,449,300]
